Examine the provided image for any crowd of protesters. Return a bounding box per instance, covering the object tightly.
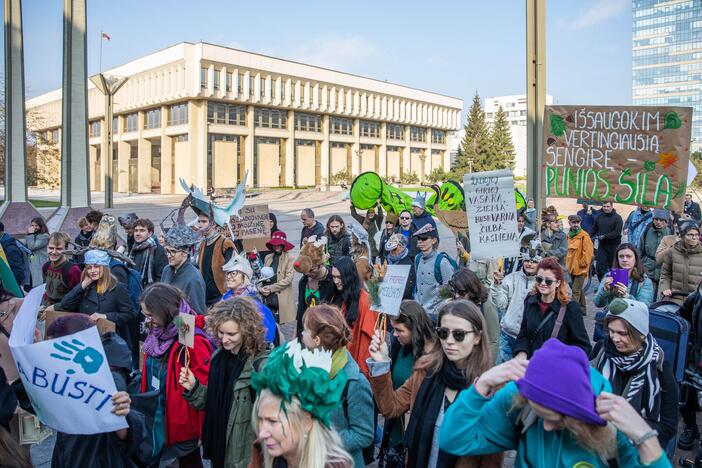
[5,189,702,468]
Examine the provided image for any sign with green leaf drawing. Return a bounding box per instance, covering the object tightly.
[542,105,693,211]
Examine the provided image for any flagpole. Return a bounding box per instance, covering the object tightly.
[99,30,103,72]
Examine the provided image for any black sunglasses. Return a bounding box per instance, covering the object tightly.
[435,326,475,342]
[416,235,430,241]
[535,275,556,286]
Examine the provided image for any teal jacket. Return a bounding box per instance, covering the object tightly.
[439,368,671,468]
[328,352,375,468]
[593,274,655,308]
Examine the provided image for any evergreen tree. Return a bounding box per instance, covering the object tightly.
[489,104,516,171]
[452,92,491,179]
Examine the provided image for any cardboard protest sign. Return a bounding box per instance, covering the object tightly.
[230,204,270,251]
[370,265,410,317]
[9,285,127,435]
[542,105,693,211]
[46,310,116,336]
[463,169,520,260]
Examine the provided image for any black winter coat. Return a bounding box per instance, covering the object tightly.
[512,294,592,358]
[592,210,623,245]
[327,233,351,265]
[57,282,136,352]
[296,269,337,338]
[51,332,146,468]
[130,241,168,285]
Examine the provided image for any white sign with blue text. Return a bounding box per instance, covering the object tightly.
[9,286,127,434]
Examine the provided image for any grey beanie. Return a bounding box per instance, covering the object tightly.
[652,209,669,220]
[606,298,649,336]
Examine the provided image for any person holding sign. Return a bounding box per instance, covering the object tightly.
[659,220,702,305]
[594,243,655,311]
[438,339,671,468]
[384,233,416,299]
[512,258,591,359]
[139,283,212,467]
[179,297,269,468]
[53,250,137,356]
[46,314,146,468]
[367,300,502,468]
[330,256,378,377]
[301,304,374,467]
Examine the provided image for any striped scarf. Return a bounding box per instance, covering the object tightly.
[594,334,663,421]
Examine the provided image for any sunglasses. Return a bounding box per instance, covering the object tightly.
[435,326,475,342]
[416,236,430,241]
[165,248,184,257]
[535,275,556,286]
[399,216,412,220]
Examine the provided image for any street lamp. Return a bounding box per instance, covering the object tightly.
[90,73,127,209]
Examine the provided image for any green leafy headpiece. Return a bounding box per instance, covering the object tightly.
[251,339,347,427]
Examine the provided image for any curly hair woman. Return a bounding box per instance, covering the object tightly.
[180,296,268,468]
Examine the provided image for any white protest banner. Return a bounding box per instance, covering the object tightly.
[371,265,410,317]
[463,169,520,260]
[9,285,127,435]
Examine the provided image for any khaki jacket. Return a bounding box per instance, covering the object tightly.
[263,251,295,324]
[659,240,702,304]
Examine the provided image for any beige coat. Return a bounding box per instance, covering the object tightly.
[264,251,296,324]
[659,240,702,304]
[0,297,23,382]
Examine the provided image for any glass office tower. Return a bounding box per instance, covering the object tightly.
[633,0,702,150]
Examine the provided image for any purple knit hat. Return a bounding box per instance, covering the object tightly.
[516,339,606,426]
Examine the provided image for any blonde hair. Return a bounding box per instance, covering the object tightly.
[80,265,117,292]
[252,389,353,468]
[512,394,617,461]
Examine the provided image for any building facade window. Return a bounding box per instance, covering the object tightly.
[254,108,287,129]
[169,103,188,125]
[174,134,188,142]
[331,141,347,148]
[410,126,427,142]
[431,129,446,144]
[207,102,246,125]
[226,73,232,92]
[260,77,265,97]
[330,117,353,135]
[238,73,243,94]
[124,113,138,132]
[213,70,220,90]
[145,108,161,129]
[359,143,375,150]
[387,124,404,140]
[200,67,207,89]
[52,129,59,144]
[112,117,118,133]
[294,112,321,132]
[360,120,380,138]
[271,80,276,99]
[89,120,101,137]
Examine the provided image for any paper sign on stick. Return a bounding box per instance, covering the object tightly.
[370,265,410,317]
[9,285,127,435]
[463,169,520,260]
[177,313,195,348]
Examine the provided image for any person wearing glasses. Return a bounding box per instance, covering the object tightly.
[366,300,503,468]
[490,244,540,363]
[161,225,206,314]
[512,257,591,359]
[398,209,418,257]
[658,220,702,305]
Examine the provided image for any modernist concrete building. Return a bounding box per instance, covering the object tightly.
[26,42,463,194]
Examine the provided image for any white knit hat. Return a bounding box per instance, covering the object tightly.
[606,298,649,336]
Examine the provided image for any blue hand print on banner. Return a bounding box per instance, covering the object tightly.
[50,339,104,375]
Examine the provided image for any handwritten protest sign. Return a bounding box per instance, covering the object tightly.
[463,169,520,260]
[9,286,127,435]
[542,105,693,211]
[230,204,270,251]
[370,265,410,317]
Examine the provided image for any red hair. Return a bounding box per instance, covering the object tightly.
[531,257,570,304]
[303,304,351,351]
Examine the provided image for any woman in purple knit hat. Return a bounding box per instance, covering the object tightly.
[438,338,671,468]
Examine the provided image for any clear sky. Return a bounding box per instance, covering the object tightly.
[17,0,632,115]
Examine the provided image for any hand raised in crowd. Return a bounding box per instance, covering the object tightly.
[492,270,504,285]
[179,366,197,391]
[111,391,131,416]
[89,313,107,323]
[596,392,663,462]
[602,276,614,292]
[474,357,529,398]
[368,329,390,362]
[611,282,627,297]
[81,276,95,289]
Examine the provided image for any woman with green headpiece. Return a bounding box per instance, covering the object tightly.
[250,339,353,468]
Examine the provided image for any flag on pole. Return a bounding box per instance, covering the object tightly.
[101,31,111,41]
